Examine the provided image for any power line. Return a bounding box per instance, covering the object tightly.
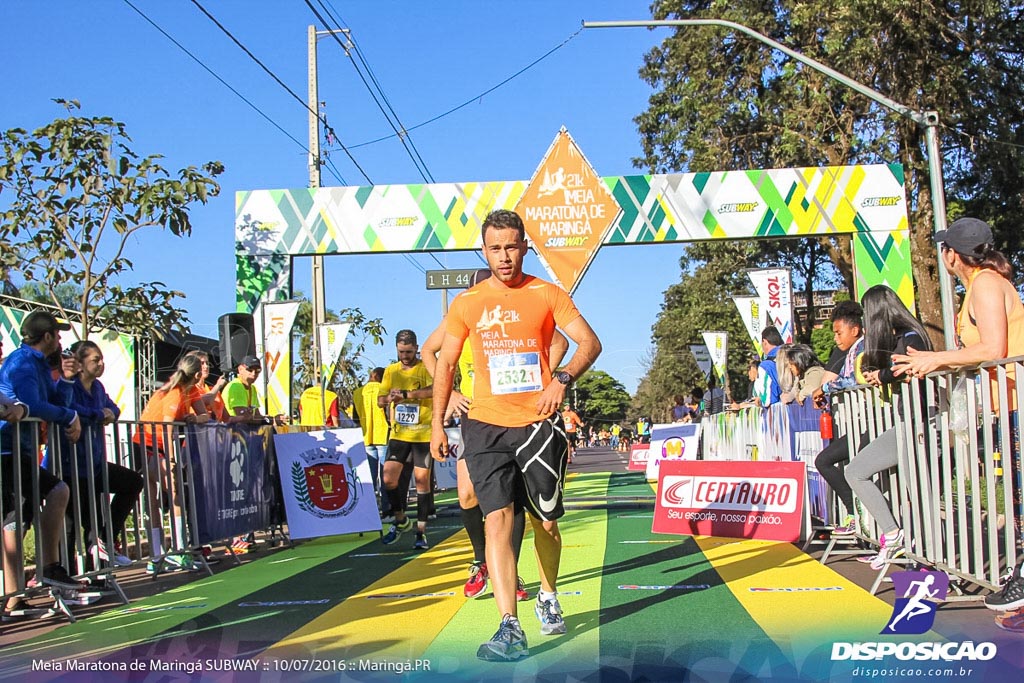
[120,0,347,185]
[310,0,434,181]
[941,123,1024,152]
[305,0,454,272]
[347,27,585,150]
[303,0,435,185]
[128,1,433,276]
[187,0,373,184]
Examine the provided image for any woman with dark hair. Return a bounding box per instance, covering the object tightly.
[52,340,144,567]
[844,285,932,569]
[893,217,1024,625]
[780,344,825,405]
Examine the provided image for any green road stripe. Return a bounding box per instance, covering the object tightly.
[111,526,469,666]
[0,495,465,674]
[598,472,788,680]
[0,533,378,673]
[417,472,611,678]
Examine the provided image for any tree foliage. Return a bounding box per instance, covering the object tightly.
[637,1,1024,346]
[810,322,836,364]
[0,100,224,339]
[290,294,386,411]
[572,369,632,427]
[18,282,82,311]
[634,241,761,420]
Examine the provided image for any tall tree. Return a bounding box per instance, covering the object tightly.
[637,1,1024,345]
[0,100,223,339]
[637,240,760,418]
[573,369,632,426]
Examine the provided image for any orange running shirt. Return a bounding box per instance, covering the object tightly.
[445,275,581,428]
[562,408,582,433]
[198,381,227,422]
[133,385,202,450]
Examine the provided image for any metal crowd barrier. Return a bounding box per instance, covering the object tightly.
[702,359,1024,598]
[2,417,280,624]
[2,418,134,622]
[883,358,1022,596]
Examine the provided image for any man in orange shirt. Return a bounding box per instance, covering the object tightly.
[431,209,601,661]
[560,404,583,463]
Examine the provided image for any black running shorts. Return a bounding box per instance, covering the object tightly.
[386,439,431,470]
[2,453,64,527]
[461,412,568,522]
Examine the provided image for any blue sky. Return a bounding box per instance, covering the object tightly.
[0,1,685,393]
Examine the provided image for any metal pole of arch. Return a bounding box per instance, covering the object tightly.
[583,19,956,348]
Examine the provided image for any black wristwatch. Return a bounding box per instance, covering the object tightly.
[555,371,573,386]
[401,389,409,399]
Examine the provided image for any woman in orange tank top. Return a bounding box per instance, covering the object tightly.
[892,217,1024,381]
[891,217,1024,621]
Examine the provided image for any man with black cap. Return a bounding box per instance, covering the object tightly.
[221,355,267,424]
[1,310,86,615]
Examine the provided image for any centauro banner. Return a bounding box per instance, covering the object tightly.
[747,268,793,343]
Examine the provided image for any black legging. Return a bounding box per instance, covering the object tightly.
[69,462,145,546]
[813,437,855,514]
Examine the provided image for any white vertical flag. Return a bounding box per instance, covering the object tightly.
[701,331,728,384]
[688,344,713,380]
[732,295,762,351]
[747,268,793,343]
[318,323,352,388]
[260,301,300,416]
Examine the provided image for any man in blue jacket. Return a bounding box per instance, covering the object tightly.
[755,326,785,407]
[1,311,85,615]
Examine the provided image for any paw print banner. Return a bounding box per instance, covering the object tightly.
[186,423,271,544]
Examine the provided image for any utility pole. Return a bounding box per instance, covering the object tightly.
[308,25,325,382]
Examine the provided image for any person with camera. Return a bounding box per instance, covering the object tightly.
[1,311,85,618]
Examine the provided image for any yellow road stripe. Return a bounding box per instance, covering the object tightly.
[263,530,475,661]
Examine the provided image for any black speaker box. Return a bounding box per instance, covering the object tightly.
[218,312,256,373]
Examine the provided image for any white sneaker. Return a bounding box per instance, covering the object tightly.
[91,541,132,567]
[870,530,905,570]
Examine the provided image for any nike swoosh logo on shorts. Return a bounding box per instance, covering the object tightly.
[538,491,558,514]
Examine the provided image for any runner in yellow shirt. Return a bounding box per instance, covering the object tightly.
[378,330,434,550]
